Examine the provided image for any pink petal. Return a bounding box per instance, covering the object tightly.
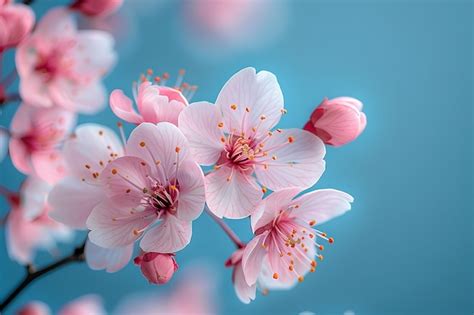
[58,295,106,315]
[126,122,190,179]
[290,189,353,225]
[87,200,156,248]
[330,96,363,111]
[63,124,123,184]
[140,214,192,253]
[9,138,32,174]
[35,7,76,40]
[17,301,51,315]
[153,98,186,126]
[84,239,133,273]
[109,89,143,124]
[19,73,53,108]
[241,232,268,285]
[233,263,256,304]
[255,128,326,190]
[216,67,283,137]
[48,178,104,229]
[178,101,225,165]
[10,103,34,135]
[158,86,189,105]
[205,166,262,219]
[0,4,35,49]
[20,176,50,220]
[49,79,107,114]
[175,160,205,222]
[251,187,302,233]
[102,156,151,208]
[31,150,67,184]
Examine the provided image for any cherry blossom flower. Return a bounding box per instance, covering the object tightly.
[87,122,206,254]
[179,67,326,219]
[0,2,35,52]
[16,7,117,114]
[9,104,76,184]
[238,187,352,295]
[134,251,178,285]
[5,177,72,264]
[110,72,190,126]
[70,0,123,18]
[47,123,132,272]
[304,97,367,147]
[17,295,105,315]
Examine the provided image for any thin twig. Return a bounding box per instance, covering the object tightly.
[0,241,86,312]
[205,207,245,249]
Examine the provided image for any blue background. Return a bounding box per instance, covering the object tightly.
[0,0,472,314]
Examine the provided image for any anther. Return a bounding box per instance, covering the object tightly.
[262,186,267,193]
[111,168,117,175]
[328,237,334,244]
[175,146,181,153]
[139,141,146,147]
[298,276,304,282]
[273,273,279,279]
[309,220,316,226]
[218,122,224,128]
[230,104,237,110]
[288,136,295,143]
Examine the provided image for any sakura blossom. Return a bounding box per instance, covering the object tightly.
[8,104,76,184]
[179,67,326,219]
[17,295,105,315]
[304,97,367,147]
[87,122,206,254]
[239,187,352,294]
[134,252,178,285]
[15,7,116,113]
[0,2,35,52]
[70,0,123,18]
[110,70,193,126]
[4,177,72,264]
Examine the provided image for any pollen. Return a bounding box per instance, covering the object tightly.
[298,276,304,282]
[272,155,277,161]
[98,130,104,136]
[311,260,317,267]
[140,161,146,166]
[262,186,268,193]
[273,273,279,279]
[310,267,316,273]
[111,168,117,175]
[142,188,148,193]
[281,109,288,114]
[230,104,237,110]
[169,185,177,191]
[133,229,140,236]
[175,146,181,153]
[309,220,316,226]
[318,254,324,261]
[288,136,295,143]
[85,164,91,169]
[260,115,266,120]
[245,107,250,112]
[218,122,224,128]
[126,189,131,193]
[319,245,324,251]
[139,141,146,147]
[220,137,226,143]
[328,237,334,244]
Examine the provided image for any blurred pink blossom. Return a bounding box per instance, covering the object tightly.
[134,252,178,285]
[179,67,326,219]
[0,2,35,52]
[87,122,206,254]
[16,8,116,114]
[5,177,72,264]
[238,188,352,293]
[9,104,76,184]
[304,97,367,147]
[70,0,123,18]
[110,79,189,126]
[17,295,105,315]
[17,301,49,315]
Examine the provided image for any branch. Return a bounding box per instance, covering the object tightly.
[0,241,86,312]
[205,207,245,249]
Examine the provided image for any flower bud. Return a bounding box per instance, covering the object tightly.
[304,97,366,147]
[70,0,123,18]
[0,3,35,52]
[134,252,178,285]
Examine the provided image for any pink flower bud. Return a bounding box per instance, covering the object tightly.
[0,3,35,52]
[134,252,178,285]
[70,0,123,18]
[17,301,50,315]
[304,97,367,147]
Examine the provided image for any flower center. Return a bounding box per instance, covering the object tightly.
[147,182,179,215]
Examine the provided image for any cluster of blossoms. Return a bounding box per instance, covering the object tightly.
[0,0,367,310]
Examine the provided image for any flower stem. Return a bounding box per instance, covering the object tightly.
[205,207,245,249]
[0,241,86,313]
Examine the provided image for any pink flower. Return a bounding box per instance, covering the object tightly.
[239,188,352,295]
[16,8,117,114]
[17,295,105,315]
[71,0,123,18]
[9,104,76,184]
[47,123,132,272]
[5,177,73,264]
[110,80,188,126]
[134,252,178,285]
[0,2,35,51]
[87,122,206,253]
[304,97,367,147]
[179,67,326,219]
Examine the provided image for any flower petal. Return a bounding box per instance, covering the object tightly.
[87,200,155,248]
[178,101,225,165]
[109,89,143,124]
[255,128,326,190]
[49,79,107,114]
[20,177,50,221]
[205,166,262,219]
[48,178,104,229]
[9,138,32,174]
[140,214,192,253]
[31,150,67,184]
[242,232,267,285]
[216,67,283,137]
[175,160,205,222]
[290,189,353,225]
[63,123,123,184]
[85,239,133,273]
[233,263,257,304]
[35,7,76,39]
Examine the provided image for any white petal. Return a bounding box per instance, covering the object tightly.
[85,239,133,273]
[140,215,192,253]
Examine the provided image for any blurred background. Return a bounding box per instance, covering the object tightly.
[0,0,472,314]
